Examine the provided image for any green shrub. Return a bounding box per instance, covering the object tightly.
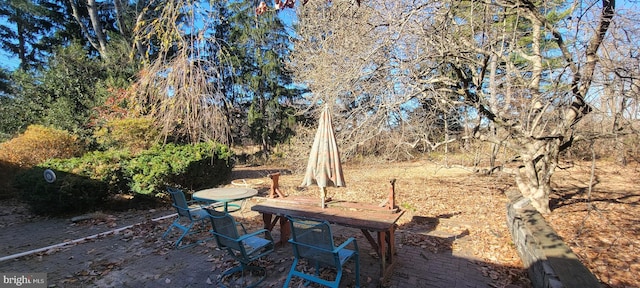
[0,160,22,199]
[170,156,234,191]
[14,167,109,215]
[12,142,233,215]
[0,125,85,167]
[179,143,233,190]
[15,150,128,215]
[44,150,131,195]
[125,142,234,195]
[93,117,160,154]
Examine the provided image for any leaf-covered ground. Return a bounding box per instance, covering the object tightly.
[257,159,639,287]
[546,161,640,287]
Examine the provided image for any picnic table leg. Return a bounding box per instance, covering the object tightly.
[378,230,387,279]
[382,227,398,279]
[361,229,378,253]
[262,213,272,230]
[280,216,290,246]
[261,212,288,247]
[389,224,396,257]
[361,229,396,281]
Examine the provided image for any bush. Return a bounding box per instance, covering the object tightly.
[125,142,234,195]
[0,160,22,199]
[93,117,160,154]
[14,167,109,215]
[44,150,131,195]
[16,150,128,215]
[12,142,233,215]
[0,125,85,167]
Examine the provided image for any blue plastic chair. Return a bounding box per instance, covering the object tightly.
[284,216,360,288]
[206,208,274,288]
[162,187,209,248]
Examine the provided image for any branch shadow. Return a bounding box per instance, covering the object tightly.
[550,172,640,210]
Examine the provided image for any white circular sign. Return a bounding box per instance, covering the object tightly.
[44,169,56,183]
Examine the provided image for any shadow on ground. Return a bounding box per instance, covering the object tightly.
[1,198,530,288]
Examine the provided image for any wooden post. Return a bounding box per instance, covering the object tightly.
[387,179,397,212]
[268,173,285,198]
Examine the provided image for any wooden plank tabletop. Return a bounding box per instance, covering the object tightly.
[251,196,404,231]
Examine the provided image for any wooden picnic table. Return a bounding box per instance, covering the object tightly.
[251,196,404,281]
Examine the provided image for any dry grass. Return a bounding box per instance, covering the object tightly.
[231,158,640,287]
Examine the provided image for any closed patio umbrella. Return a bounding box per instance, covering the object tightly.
[301,105,345,208]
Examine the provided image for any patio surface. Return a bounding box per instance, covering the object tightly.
[0,198,519,288]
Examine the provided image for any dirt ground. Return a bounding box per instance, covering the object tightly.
[0,160,637,287]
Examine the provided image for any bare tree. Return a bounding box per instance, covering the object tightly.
[68,0,109,58]
[401,0,616,214]
[131,0,230,144]
[584,6,640,164]
[284,0,617,214]
[68,0,143,59]
[288,0,462,161]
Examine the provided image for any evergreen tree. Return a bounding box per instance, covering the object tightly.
[9,43,109,138]
[131,0,303,148]
[0,0,70,70]
[0,68,11,95]
[226,1,301,153]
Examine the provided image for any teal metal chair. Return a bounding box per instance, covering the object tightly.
[205,208,274,288]
[284,216,360,288]
[162,187,209,248]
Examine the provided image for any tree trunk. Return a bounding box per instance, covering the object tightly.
[86,0,108,58]
[68,0,108,59]
[16,11,27,69]
[513,0,615,214]
[515,139,560,214]
[113,0,129,38]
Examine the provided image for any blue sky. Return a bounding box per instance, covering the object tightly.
[3,1,634,73]
[0,18,19,71]
[1,53,18,71]
[0,17,19,71]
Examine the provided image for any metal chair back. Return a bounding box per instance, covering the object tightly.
[204,208,274,288]
[289,217,336,266]
[168,187,193,219]
[162,187,208,248]
[285,216,360,288]
[207,210,243,252]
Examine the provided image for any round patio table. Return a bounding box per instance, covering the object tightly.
[193,187,258,212]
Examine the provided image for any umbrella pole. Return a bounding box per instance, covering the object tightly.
[320,187,326,208]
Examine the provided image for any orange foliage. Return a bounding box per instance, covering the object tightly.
[90,87,134,127]
[0,125,85,167]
